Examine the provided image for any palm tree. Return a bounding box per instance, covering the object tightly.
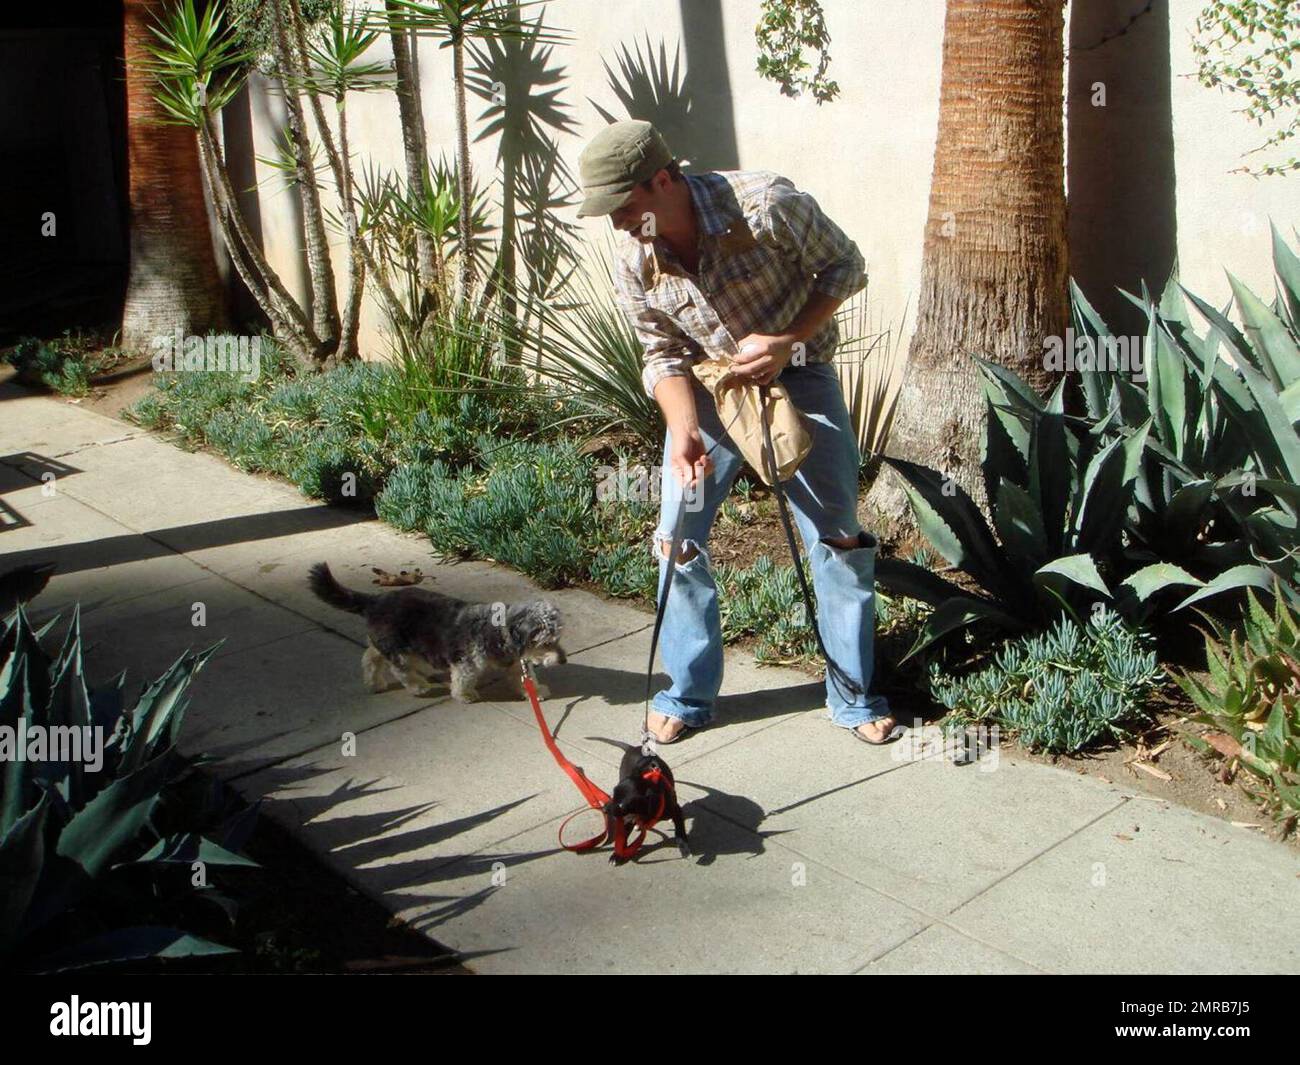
[121,0,227,351]
[875,0,1068,525]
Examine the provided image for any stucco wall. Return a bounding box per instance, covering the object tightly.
[225,0,1297,369]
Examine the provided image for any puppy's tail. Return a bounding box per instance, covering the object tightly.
[307,562,375,614]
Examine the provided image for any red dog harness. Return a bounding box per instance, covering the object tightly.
[522,663,667,860]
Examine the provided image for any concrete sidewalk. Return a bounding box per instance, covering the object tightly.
[3,383,1297,974]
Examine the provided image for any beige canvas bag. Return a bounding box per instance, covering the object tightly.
[690,356,813,485]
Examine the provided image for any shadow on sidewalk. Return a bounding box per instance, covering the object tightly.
[0,498,374,576]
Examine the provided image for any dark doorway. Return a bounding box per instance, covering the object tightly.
[0,3,128,343]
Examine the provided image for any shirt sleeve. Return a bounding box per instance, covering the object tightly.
[760,177,867,302]
[612,248,699,398]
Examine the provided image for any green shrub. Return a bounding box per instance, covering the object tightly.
[202,408,280,472]
[929,611,1161,753]
[403,440,596,587]
[290,433,385,505]
[390,394,506,466]
[264,377,321,424]
[374,459,453,532]
[5,335,99,397]
[1178,586,1300,822]
[4,332,124,397]
[156,371,260,445]
[716,555,819,663]
[128,392,169,430]
[589,543,658,601]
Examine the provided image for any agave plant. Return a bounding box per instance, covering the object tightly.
[875,359,1174,657]
[1,605,254,972]
[1178,586,1300,821]
[1070,221,1300,607]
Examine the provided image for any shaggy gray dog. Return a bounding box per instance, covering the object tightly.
[308,562,567,702]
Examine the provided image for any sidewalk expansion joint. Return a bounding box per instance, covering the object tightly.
[44,432,147,459]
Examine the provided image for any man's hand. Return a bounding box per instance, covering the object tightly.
[732,332,798,385]
[653,376,711,490]
[669,428,712,490]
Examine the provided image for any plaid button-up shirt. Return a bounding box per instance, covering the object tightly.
[612,169,867,397]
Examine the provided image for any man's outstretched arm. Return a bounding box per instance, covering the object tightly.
[612,252,710,488]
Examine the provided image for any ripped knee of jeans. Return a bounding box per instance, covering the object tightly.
[654,534,703,567]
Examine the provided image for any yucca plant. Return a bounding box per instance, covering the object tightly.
[382,0,568,302]
[1178,586,1300,821]
[353,156,498,333]
[1,605,254,972]
[522,243,664,455]
[835,294,903,481]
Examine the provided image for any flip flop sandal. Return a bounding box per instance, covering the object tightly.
[645,719,697,745]
[849,718,904,746]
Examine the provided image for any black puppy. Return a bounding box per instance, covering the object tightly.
[598,741,690,864]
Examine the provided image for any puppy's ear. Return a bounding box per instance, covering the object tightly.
[503,603,536,652]
[507,600,561,645]
[531,600,563,639]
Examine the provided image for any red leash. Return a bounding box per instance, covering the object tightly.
[522,662,665,860]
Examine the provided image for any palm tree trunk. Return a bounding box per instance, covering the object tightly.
[452,33,475,302]
[121,0,227,351]
[335,103,365,364]
[271,0,340,356]
[872,0,1068,531]
[387,1,436,309]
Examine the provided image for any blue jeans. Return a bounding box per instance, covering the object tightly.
[652,361,892,730]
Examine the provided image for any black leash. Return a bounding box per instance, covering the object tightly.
[643,402,744,748]
[756,384,866,703]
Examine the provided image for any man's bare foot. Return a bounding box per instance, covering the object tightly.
[853,715,901,745]
[646,710,690,743]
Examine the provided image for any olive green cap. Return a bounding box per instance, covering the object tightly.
[576,120,674,217]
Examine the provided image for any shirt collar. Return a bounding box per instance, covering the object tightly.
[647,172,738,284]
[686,172,734,237]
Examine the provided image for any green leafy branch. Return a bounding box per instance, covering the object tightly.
[1192,0,1300,177]
[755,0,839,105]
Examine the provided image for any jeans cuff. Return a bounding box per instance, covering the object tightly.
[826,696,892,729]
[650,696,715,728]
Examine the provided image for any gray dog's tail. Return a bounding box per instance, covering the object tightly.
[307,562,375,614]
